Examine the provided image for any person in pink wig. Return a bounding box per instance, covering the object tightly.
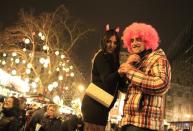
[118,22,171,131]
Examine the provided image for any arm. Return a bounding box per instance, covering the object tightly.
[120,57,171,95]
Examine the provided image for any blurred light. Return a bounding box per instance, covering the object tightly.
[27,63,32,68]
[22,60,26,64]
[35,77,40,82]
[41,35,45,40]
[11,69,17,75]
[55,51,59,56]
[12,52,17,57]
[58,75,63,80]
[24,38,30,44]
[78,84,85,92]
[26,69,31,74]
[2,60,6,65]
[48,84,54,91]
[23,48,27,52]
[69,66,73,69]
[185,114,191,118]
[52,81,58,88]
[53,95,60,104]
[65,86,69,90]
[3,53,7,57]
[38,32,43,37]
[43,45,48,50]
[31,82,37,89]
[15,58,20,64]
[61,54,65,59]
[24,78,30,82]
[43,64,48,68]
[56,67,60,71]
[70,72,74,77]
[39,58,45,64]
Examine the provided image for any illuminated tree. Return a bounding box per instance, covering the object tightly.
[0,5,93,106]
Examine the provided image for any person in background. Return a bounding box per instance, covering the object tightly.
[18,97,27,131]
[119,22,171,131]
[27,105,47,131]
[39,104,61,131]
[0,96,20,131]
[81,24,126,131]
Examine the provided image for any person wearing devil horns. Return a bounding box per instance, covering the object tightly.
[118,22,171,131]
[81,25,126,131]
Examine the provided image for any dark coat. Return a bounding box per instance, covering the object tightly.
[0,113,19,131]
[81,50,125,126]
[39,115,62,131]
[28,107,46,131]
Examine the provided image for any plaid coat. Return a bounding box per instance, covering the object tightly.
[121,49,171,130]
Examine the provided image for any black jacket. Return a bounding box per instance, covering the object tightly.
[81,50,125,126]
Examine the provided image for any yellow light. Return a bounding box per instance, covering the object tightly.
[27,63,32,68]
[15,58,20,64]
[3,53,7,57]
[31,82,37,89]
[11,70,17,75]
[12,52,17,57]
[58,75,63,80]
[24,38,30,44]
[55,51,59,56]
[70,72,74,77]
[61,54,65,59]
[26,69,31,74]
[78,84,85,92]
[2,60,6,65]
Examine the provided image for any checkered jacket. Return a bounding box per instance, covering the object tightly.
[121,49,171,130]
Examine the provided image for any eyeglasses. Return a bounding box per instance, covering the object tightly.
[130,37,142,43]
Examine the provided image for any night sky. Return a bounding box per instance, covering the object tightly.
[1,0,193,80]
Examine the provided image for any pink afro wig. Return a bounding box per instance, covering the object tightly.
[122,22,160,53]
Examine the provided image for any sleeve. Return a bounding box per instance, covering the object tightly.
[126,57,171,95]
[93,53,121,89]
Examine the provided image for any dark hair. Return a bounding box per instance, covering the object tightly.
[101,29,121,65]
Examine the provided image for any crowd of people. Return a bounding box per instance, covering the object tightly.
[0,96,83,131]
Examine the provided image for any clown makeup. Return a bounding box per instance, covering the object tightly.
[130,37,145,54]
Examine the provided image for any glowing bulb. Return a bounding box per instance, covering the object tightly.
[48,84,53,91]
[39,58,45,64]
[41,35,45,40]
[38,32,43,37]
[23,48,27,52]
[70,72,74,77]
[11,70,17,75]
[2,60,6,65]
[61,55,65,59]
[24,38,30,44]
[55,51,59,56]
[27,63,32,68]
[15,58,20,64]
[58,75,63,80]
[22,60,26,64]
[3,53,7,57]
[70,66,73,69]
[35,77,39,82]
[12,52,17,57]
[26,69,31,74]
[31,82,37,89]
[56,67,60,71]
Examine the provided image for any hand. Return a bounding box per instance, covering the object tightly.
[118,63,135,75]
[126,54,141,64]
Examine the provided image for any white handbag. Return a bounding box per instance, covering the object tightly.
[85,83,114,108]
